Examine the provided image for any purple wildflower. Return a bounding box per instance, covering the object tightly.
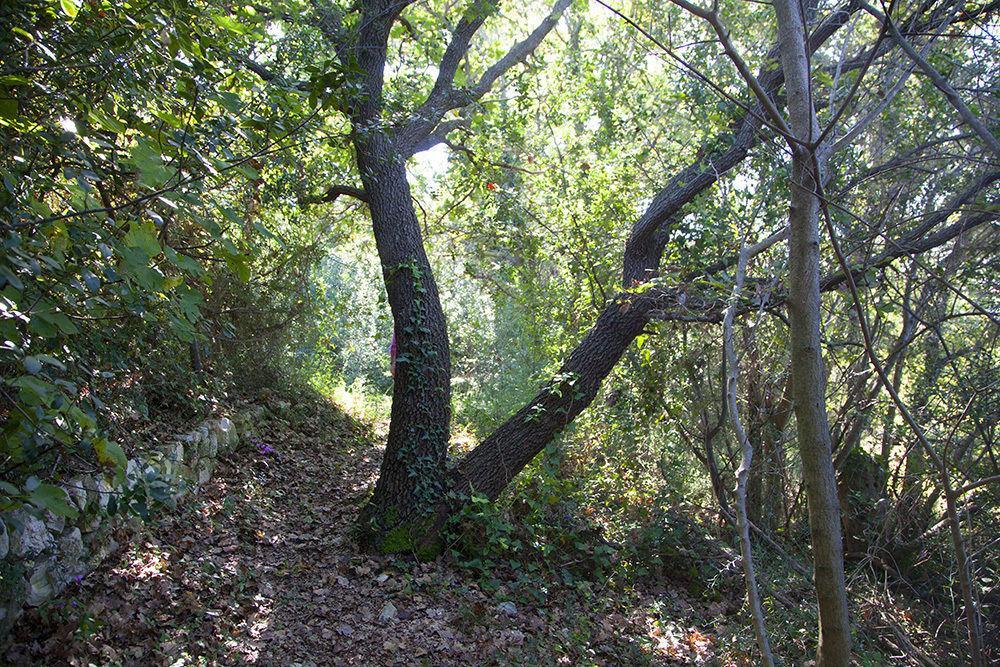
[254,439,276,457]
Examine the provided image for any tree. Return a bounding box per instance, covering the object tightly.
[773,0,852,659]
[283,0,999,569]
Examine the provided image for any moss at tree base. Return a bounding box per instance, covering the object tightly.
[356,505,444,561]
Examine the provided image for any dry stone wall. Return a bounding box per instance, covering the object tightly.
[0,405,267,640]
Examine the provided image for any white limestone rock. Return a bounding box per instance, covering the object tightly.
[10,511,54,559]
[96,477,115,511]
[26,560,53,607]
[215,417,237,449]
[196,459,214,486]
[125,458,142,489]
[44,511,66,536]
[65,476,89,512]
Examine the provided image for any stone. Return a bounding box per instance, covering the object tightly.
[96,477,115,511]
[0,559,27,637]
[66,476,89,512]
[198,426,210,449]
[206,431,219,457]
[497,601,517,617]
[0,520,8,560]
[215,417,237,449]
[379,602,397,622]
[336,623,354,637]
[44,511,66,535]
[125,458,142,489]
[196,459,214,486]
[169,441,184,463]
[10,510,54,558]
[58,527,85,562]
[26,561,54,606]
[52,528,86,594]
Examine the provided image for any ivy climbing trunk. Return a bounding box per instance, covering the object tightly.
[347,0,452,554]
[355,136,452,553]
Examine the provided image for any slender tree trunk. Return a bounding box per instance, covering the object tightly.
[723,237,776,666]
[773,0,852,663]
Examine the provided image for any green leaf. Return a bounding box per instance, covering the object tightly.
[124,221,161,257]
[33,308,79,336]
[0,96,17,122]
[30,484,79,518]
[95,438,127,480]
[129,139,173,187]
[60,0,79,19]
[211,14,249,34]
[88,107,127,134]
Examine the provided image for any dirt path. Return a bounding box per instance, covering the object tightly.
[9,399,723,666]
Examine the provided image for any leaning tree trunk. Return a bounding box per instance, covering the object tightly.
[452,297,650,499]
[773,0,853,663]
[346,3,453,554]
[355,136,452,554]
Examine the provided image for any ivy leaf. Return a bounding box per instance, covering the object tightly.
[29,483,79,518]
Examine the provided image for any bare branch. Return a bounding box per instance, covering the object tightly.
[860,0,1000,160]
[396,0,572,156]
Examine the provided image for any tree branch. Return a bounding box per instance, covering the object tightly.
[860,0,1000,160]
[298,183,370,207]
[396,0,571,157]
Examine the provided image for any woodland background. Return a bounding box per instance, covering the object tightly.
[0,0,997,664]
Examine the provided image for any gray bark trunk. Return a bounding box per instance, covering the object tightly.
[773,0,853,663]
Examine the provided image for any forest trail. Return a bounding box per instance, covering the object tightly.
[9,398,721,666]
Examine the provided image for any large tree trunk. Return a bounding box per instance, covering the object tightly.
[773,0,852,662]
[346,2,453,553]
[355,137,452,551]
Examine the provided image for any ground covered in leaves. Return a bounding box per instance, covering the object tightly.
[10,397,745,666]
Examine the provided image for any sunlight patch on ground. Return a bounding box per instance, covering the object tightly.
[115,542,170,581]
[646,615,716,663]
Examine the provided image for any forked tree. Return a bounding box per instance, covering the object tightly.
[257,0,996,662]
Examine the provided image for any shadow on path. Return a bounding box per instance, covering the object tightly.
[11,395,718,666]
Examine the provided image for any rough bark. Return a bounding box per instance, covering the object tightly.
[452,297,650,499]
[355,139,453,549]
[345,0,453,551]
[773,0,853,663]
